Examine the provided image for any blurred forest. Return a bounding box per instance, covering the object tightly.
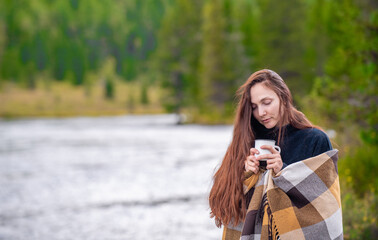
[0,0,377,239]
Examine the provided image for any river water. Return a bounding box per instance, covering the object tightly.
[0,114,233,240]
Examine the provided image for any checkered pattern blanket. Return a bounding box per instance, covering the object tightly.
[222,149,343,240]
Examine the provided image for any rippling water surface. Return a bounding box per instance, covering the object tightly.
[0,114,233,240]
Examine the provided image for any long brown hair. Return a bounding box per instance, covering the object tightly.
[209,69,316,227]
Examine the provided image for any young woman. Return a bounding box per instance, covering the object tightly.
[209,69,332,229]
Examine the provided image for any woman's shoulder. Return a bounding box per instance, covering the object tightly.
[285,125,332,157]
[304,127,329,138]
[298,127,333,152]
[287,125,331,147]
[291,126,329,139]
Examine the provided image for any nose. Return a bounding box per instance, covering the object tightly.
[258,106,266,117]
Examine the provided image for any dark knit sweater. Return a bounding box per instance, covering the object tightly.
[254,124,333,168]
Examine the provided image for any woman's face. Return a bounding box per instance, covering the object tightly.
[250,82,281,129]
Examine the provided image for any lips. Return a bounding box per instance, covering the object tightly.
[262,118,271,123]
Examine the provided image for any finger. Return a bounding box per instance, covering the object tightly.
[251,161,260,169]
[246,153,258,162]
[266,162,277,169]
[251,157,260,166]
[245,160,259,174]
[250,148,260,156]
[251,156,259,164]
[250,164,258,174]
[266,156,280,164]
[246,165,258,174]
[266,164,277,171]
[247,156,258,165]
[260,145,279,154]
[261,153,281,161]
[246,161,253,168]
[267,161,282,173]
[245,162,251,172]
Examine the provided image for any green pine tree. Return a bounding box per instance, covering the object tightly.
[152,0,203,113]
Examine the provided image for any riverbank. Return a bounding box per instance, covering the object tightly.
[0,81,236,125]
[0,81,165,119]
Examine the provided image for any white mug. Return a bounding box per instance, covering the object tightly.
[254,139,281,168]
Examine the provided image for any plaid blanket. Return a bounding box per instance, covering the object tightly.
[222,149,343,240]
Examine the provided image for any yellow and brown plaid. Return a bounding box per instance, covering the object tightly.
[222,150,343,240]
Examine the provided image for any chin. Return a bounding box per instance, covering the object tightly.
[263,122,278,129]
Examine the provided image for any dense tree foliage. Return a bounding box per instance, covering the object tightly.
[311,0,377,144]
[1,1,376,130]
[0,0,166,86]
[1,0,375,120]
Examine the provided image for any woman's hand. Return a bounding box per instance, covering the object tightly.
[255,145,283,174]
[244,148,260,174]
